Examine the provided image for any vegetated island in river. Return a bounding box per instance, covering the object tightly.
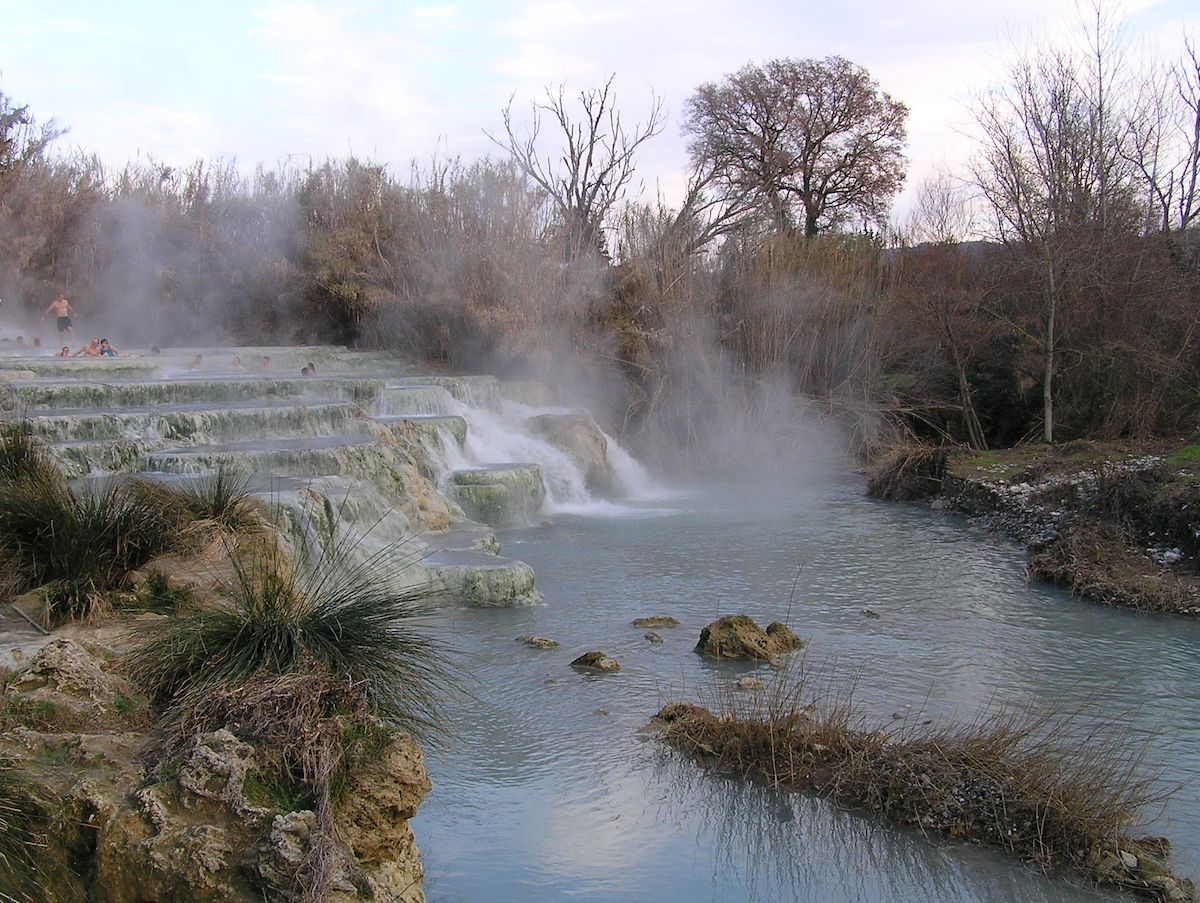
[867,439,1200,616]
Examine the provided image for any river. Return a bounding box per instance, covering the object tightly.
[411,472,1200,902]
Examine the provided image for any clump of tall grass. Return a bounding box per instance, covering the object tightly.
[126,466,260,540]
[0,429,259,624]
[128,537,453,734]
[127,533,456,900]
[657,664,1191,901]
[0,476,182,624]
[0,421,60,487]
[0,757,46,903]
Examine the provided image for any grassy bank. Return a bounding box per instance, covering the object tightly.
[657,670,1194,902]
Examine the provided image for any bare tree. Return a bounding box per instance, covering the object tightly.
[1125,38,1200,232]
[488,76,664,260]
[682,56,908,237]
[972,21,1138,443]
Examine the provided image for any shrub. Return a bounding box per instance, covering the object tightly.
[0,476,183,624]
[866,442,948,500]
[127,534,455,737]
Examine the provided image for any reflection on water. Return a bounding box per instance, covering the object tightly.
[413,475,1200,902]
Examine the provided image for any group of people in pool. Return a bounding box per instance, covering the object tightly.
[56,336,123,358]
[186,354,317,377]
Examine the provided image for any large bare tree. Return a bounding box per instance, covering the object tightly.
[489,76,664,260]
[682,56,908,237]
[972,15,1140,444]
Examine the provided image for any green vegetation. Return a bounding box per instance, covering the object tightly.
[0,427,258,625]
[659,668,1192,901]
[0,473,180,624]
[126,530,456,899]
[1168,445,1200,466]
[127,537,454,736]
[126,466,260,540]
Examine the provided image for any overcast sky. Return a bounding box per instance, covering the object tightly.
[1,0,1197,218]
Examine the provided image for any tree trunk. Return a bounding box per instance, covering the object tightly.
[804,209,819,237]
[1043,257,1057,445]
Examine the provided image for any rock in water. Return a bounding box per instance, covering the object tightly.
[517,635,559,649]
[694,615,805,661]
[644,632,664,644]
[632,615,680,628]
[737,676,764,690]
[570,651,620,673]
[861,607,881,619]
[523,413,614,494]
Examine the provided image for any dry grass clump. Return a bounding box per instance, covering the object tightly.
[1028,523,1200,615]
[657,667,1192,901]
[867,442,948,501]
[0,757,47,903]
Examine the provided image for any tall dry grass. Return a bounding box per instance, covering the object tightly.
[658,663,1188,900]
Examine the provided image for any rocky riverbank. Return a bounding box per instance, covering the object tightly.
[868,440,1200,615]
[0,636,430,902]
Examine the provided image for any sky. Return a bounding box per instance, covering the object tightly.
[1,0,1197,218]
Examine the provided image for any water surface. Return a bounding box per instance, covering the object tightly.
[413,474,1200,902]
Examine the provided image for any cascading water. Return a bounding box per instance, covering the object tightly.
[412,394,668,517]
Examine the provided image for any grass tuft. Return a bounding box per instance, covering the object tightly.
[128,530,456,901]
[127,536,454,737]
[0,758,46,903]
[0,421,60,488]
[0,476,184,625]
[126,466,260,543]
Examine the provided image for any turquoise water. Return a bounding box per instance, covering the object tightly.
[412,475,1200,902]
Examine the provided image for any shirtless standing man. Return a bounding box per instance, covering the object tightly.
[43,294,74,339]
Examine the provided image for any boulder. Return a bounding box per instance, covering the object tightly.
[517,635,559,649]
[523,414,614,494]
[694,615,804,661]
[632,615,680,628]
[4,638,138,721]
[570,651,620,673]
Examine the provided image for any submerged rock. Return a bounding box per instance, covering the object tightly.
[694,615,804,661]
[861,608,881,619]
[644,632,664,644]
[632,615,680,628]
[570,651,620,673]
[737,676,764,691]
[517,635,559,649]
